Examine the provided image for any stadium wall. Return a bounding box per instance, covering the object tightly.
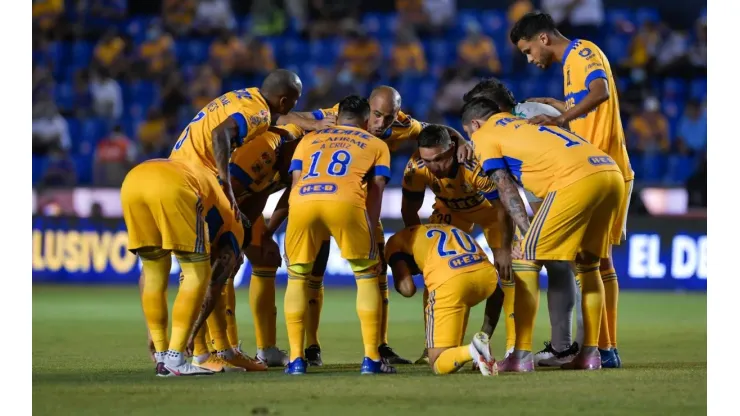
[32,216,706,292]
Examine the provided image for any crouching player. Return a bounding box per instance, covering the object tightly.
[123,158,249,376]
[386,224,499,375]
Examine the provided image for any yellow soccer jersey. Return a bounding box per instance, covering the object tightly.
[402,151,499,211]
[472,113,622,199]
[563,39,633,181]
[229,123,305,199]
[170,87,272,176]
[288,125,391,209]
[311,104,425,151]
[385,224,492,292]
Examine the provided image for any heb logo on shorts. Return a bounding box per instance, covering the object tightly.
[299,183,338,195]
[448,253,486,269]
[588,156,615,166]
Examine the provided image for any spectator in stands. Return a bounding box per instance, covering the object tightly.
[338,26,381,83]
[138,21,176,80]
[209,29,246,78]
[655,30,690,78]
[93,125,136,187]
[33,103,70,156]
[307,0,360,39]
[676,100,707,157]
[457,22,502,76]
[90,0,127,22]
[33,0,64,37]
[237,35,277,78]
[137,108,168,158]
[302,67,357,111]
[389,27,427,81]
[90,68,123,123]
[421,0,457,34]
[72,70,93,118]
[542,0,604,42]
[194,0,237,36]
[40,148,77,188]
[190,65,222,112]
[93,28,128,79]
[250,0,288,36]
[434,66,478,119]
[622,18,663,72]
[396,0,425,28]
[161,71,189,130]
[285,0,308,34]
[163,0,196,36]
[628,96,670,154]
[688,17,707,77]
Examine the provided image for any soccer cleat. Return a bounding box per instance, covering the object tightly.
[469,332,497,376]
[503,346,515,360]
[360,357,397,374]
[256,346,290,368]
[221,349,268,371]
[192,354,245,373]
[414,349,429,365]
[539,342,580,367]
[533,341,556,366]
[157,361,215,377]
[496,354,535,373]
[614,348,622,367]
[379,344,412,365]
[599,348,620,368]
[561,349,602,370]
[305,344,323,367]
[285,358,307,375]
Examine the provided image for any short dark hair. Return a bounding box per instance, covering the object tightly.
[338,95,370,121]
[509,12,558,45]
[463,78,516,110]
[417,125,452,148]
[461,98,501,126]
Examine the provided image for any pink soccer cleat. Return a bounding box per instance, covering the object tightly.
[497,354,535,373]
[560,350,602,370]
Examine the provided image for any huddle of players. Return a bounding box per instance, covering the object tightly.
[123,10,631,376]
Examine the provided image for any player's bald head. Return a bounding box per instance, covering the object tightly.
[369,86,402,111]
[367,86,402,136]
[260,69,303,115]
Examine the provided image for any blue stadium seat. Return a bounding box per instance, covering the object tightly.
[662,78,687,99]
[32,156,49,185]
[423,39,453,67]
[635,8,661,26]
[546,79,562,99]
[640,153,667,182]
[479,10,507,37]
[662,99,685,122]
[187,39,209,65]
[54,82,74,112]
[666,154,697,184]
[456,10,482,38]
[240,15,253,35]
[73,154,93,185]
[518,78,547,100]
[606,9,636,30]
[690,78,707,100]
[76,118,108,155]
[362,13,384,36]
[72,41,94,67]
[389,155,409,186]
[604,34,630,63]
[281,38,310,64]
[310,38,341,66]
[380,14,399,39]
[125,80,159,110]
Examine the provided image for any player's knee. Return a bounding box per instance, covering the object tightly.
[544,261,573,279]
[137,247,170,261]
[599,256,614,271]
[349,258,379,279]
[310,241,331,276]
[252,265,278,278]
[287,263,314,281]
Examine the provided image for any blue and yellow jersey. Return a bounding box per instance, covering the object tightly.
[562,39,633,181]
[310,104,425,151]
[170,87,272,177]
[228,124,305,200]
[385,224,492,292]
[402,151,499,211]
[288,125,391,209]
[472,113,621,199]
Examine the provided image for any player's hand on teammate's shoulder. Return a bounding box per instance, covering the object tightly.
[526,97,552,105]
[268,126,297,142]
[315,113,337,130]
[528,114,565,127]
[456,141,476,163]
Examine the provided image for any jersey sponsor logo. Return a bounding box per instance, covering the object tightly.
[578,47,593,58]
[588,156,616,166]
[250,109,269,127]
[299,183,338,195]
[437,194,486,210]
[448,253,486,269]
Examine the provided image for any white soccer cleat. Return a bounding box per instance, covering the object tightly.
[256,346,290,367]
[539,342,579,367]
[469,332,497,376]
[157,353,215,377]
[533,341,555,366]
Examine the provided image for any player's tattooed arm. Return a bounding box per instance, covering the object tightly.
[489,169,530,235]
[188,250,236,351]
[213,118,241,219]
[276,112,335,131]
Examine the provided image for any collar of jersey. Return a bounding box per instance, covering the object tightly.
[380,127,392,139]
[562,38,581,64]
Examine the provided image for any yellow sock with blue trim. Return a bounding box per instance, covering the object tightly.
[140,249,172,353]
[285,265,310,361]
[433,346,473,374]
[378,273,390,345]
[513,260,541,352]
[305,274,324,347]
[354,262,382,361]
[170,252,211,353]
[249,267,278,349]
[576,262,604,348]
[601,266,619,348]
[223,278,239,349]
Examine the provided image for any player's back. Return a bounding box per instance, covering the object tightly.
[289,125,390,208]
[563,39,633,180]
[170,87,271,176]
[387,224,492,292]
[473,113,621,198]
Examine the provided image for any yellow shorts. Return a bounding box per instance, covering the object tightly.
[610,180,633,245]
[285,200,377,265]
[425,267,498,349]
[428,203,503,249]
[523,171,624,261]
[122,163,209,254]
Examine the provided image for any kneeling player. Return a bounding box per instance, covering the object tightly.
[122,158,248,377]
[386,224,499,375]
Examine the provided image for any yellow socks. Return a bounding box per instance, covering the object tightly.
[355,273,382,361]
[193,325,210,358]
[223,278,239,348]
[170,253,211,353]
[249,267,278,349]
[576,262,604,348]
[378,273,390,345]
[512,260,541,352]
[433,346,473,374]
[422,287,429,341]
[598,302,612,350]
[206,291,230,352]
[285,268,309,361]
[501,278,516,351]
[601,266,619,348]
[305,274,324,347]
[140,250,172,353]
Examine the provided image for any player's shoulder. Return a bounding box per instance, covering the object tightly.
[461,157,486,178]
[570,39,605,62]
[514,102,561,118]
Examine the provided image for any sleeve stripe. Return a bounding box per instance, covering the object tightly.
[311,110,325,120]
[585,69,608,90]
[289,159,303,173]
[231,113,249,144]
[482,158,507,174]
[483,190,499,200]
[371,165,391,179]
[229,163,254,189]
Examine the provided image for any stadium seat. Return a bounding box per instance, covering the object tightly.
[606,9,636,31]
[281,38,310,64]
[73,154,94,185]
[479,10,507,37]
[635,8,661,26]
[362,13,384,36]
[32,155,49,185]
[72,41,94,68]
[604,34,630,63]
[54,82,75,113]
[518,78,547,100]
[689,78,707,100]
[423,39,453,67]
[310,38,341,66]
[186,39,209,65]
[455,10,482,38]
[77,118,108,155]
[641,153,667,182]
[662,78,687,100]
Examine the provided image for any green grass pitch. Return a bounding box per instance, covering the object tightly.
[33,286,706,416]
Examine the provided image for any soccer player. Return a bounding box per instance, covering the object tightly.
[510,12,633,367]
[462,98,625,371]
[463,78,582,366]
[277,86,474,365]
[170,69,303,219]
[400,125,513,360]
[122,158,249,376]
[283,95,395,375]
[386,224,499,375]
[228,124,305,367]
